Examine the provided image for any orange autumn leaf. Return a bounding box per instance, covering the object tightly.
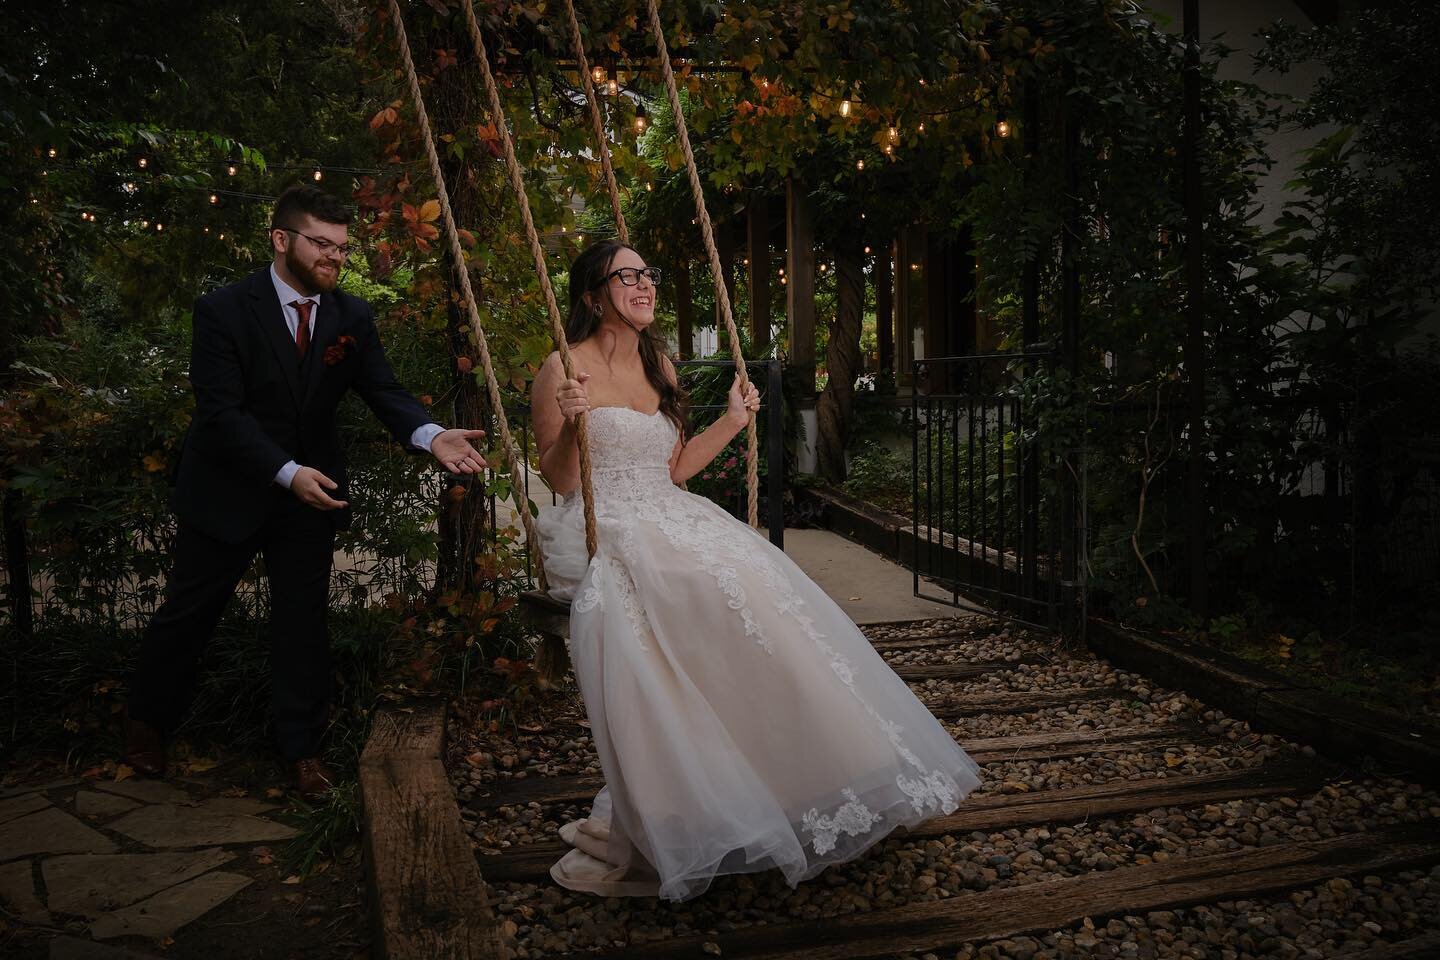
[418,199,441,223]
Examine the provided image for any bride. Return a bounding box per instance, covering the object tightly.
[531,240,981,902]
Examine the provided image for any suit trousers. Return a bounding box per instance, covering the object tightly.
[128,492,336,760]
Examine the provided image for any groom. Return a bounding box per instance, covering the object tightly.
[124,185,485,796]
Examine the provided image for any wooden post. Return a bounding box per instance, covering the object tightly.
[746,197,771,352]
[675,260,694,359]
[875,240,894,376]
[785,178,816,396]
[895,227,913,382]
[715,220,738,345]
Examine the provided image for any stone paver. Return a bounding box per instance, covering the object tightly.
[0,807,117,861]
[0,858,50,924]
[74,791,141,821]
[44,848,235,918]
[0,791,52,825]
[0,777,79,799]
[95,778,192,806]
[196,796,283,817]
[89,870,253,940]
[49,935,156,959]
[108,803,296,848]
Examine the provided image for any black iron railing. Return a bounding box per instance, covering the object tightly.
[910,351,1081,631]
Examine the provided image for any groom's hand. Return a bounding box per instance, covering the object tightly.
[432,428,488,474]
[292,467,349,511]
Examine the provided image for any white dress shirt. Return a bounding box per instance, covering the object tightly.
[268,264,445,489]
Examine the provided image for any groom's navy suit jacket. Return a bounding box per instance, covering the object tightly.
[171,267,433,544]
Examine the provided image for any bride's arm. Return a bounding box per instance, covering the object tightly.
[666,358,756,485]
[533,352,583,495]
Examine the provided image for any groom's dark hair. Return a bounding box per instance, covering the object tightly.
[270,185,351,231]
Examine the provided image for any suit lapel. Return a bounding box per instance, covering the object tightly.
[247,269,303,410]
[301,292,341,410]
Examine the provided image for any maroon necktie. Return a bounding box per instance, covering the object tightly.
[290,299,313,358]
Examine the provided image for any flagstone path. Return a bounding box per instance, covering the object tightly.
[0,765,365,959]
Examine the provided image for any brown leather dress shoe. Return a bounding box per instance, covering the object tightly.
[293,758,336,799]
[122,714,167,778]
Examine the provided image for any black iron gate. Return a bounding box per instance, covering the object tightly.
[910,352,1083,632]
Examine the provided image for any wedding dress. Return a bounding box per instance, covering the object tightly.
[534,406,982,902]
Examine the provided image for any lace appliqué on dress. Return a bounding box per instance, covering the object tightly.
[800,788,883,856]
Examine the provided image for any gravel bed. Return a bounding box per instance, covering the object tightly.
[490,778,1439,957]
[451,618,1439,958]
[933,866,1440,959]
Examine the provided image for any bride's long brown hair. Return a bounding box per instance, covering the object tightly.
[566,240,689,438]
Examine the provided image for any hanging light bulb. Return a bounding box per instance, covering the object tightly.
[203,226,210,233]
[122,181,137,195]
[634,103,648,133]
[864,245,871,254]
[888,126,898,144]
[645,182,653,192]
[996,112,1012,139]
[918,121,926,134]
[855,158,865,170]
[136,155,150,170]
[46,145,58,159]
[155,222,164,232]
[312,167,324,182]
[819,263,827,272]
[839,98,852,118]
[590,64,607,86]
[227,162,239,176]
[140,219,150,228]
[883,143,894,156]
[218,232,225,240]
[780,275,788,285]
[209,193,219,205]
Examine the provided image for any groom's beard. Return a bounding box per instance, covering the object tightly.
[286,246,341,295]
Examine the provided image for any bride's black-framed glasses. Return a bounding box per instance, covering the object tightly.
[600,266,662,287]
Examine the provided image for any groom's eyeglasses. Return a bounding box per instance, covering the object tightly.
[277,226,353,260]
[601,266,662,287]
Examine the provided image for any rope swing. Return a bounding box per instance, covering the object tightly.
[642,0,760,527]
[381,0,765,605]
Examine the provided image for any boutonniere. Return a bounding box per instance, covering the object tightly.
[323,335,357,366]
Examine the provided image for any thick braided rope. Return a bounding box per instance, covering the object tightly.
[384,0,554,585]
[562,0,629,245]
[458,0,600,558]
[643,0,758,527]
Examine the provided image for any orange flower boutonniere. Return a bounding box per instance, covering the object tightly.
[323,335,357,366]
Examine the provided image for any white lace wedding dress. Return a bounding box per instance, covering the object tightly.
[534,406,982,902]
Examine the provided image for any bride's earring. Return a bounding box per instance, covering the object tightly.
[593,301,604,319]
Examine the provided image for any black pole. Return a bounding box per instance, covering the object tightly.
[1060,64,1082,627]
[766,358,785,549]
[1182,0,1208,617]
[1021,80,1041,607]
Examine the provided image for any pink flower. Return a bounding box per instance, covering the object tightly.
[724,456,738,469]
[716,471,728,480]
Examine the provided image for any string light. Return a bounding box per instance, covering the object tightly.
[855,158,865,170]
[780,276,788,285]
[606,77,619,97]
[996,113,1012,139]
[47,146,58,159]
[140,219,149,228]
[218,232,225,240]
[864,245,871,254]
[155,222,164,232]
[888,126,898,144]
[819,263,827,272]
[312,167,323,181]
[209,193,219,205]
[203,226,210,233]
[918,122,926,134]
[590,64,607,85]
[227,163,238,176]
[634,103,648,134]
[645,183,653,192]
[883,144,894,156]
[122,182,137,195]
[136,156,150,169]
[839,98,852,118]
